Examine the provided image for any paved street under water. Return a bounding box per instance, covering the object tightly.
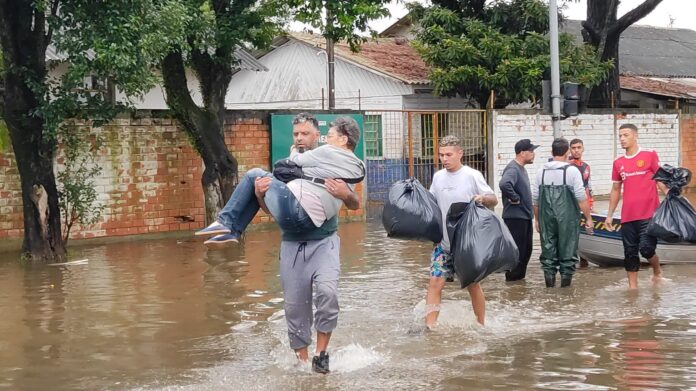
[1,219,695,390]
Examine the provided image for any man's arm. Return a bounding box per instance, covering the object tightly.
[499,167,520,204]
[471,193,498,209]
[578,200,593,234]
[325,178,360,210]
[254,177,272,214]
[605,182,622,231]
[657,181,668,195]
[533,204,540,233]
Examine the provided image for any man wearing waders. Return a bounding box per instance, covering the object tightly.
[532,138,594,287]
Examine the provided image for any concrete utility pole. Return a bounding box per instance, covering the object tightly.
[549,0,562,138]
[326,8,336,110]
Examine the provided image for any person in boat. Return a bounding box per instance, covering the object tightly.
[498,139,538,282]
[533,138,594,288]
[569,138,594,267]
[604,123,668,289]
[569,138,594,211]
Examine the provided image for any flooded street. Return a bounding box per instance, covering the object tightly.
[1,220,696,390]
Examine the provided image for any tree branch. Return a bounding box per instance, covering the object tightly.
[45,0,60,45]
[580,20,599,43]
[612,0,663,36]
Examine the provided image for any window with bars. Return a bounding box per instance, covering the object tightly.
[364,114,383,159]
[420,113,449,157]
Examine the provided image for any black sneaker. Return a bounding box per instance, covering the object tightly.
[312,351,330,374]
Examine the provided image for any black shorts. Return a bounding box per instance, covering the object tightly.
[621,219,657,272]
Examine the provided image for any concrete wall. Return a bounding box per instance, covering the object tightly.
[491,110,681,201]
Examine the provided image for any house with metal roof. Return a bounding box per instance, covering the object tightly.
[44,44,268,110]
[225,31,472,111]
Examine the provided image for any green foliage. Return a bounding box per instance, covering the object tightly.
[285,0,391,51]
[56,124,104,244]
[0,120,9,152]
[410,0,613,107]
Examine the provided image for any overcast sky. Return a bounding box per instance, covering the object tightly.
[369,0,696,33]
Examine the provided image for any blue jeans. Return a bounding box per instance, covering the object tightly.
[217,168,316,234]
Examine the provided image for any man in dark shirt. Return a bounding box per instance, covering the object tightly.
[569,138,594,211]
[499,139,538,281]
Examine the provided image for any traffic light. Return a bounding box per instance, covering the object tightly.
[562,82,584,117]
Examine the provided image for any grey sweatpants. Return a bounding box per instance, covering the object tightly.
[280,234,340,350]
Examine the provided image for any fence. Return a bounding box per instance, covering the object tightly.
[363,110,488,205]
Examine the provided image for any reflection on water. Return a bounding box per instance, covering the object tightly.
[1,221,695,390]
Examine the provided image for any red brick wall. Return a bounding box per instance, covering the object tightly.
[681,114,696,194]
[0,111,364,241]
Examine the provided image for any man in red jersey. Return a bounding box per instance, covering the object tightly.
[605,123,668,289]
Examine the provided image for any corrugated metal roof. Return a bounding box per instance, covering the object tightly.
[621,75,696,99]
[563,20,696,78]
[226,39,414,108]
[233,47,268,72]
[45,44,267,72]
[45,44,95,61]
[290,32,429,85]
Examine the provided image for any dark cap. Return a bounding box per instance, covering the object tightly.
[515,139,540,154]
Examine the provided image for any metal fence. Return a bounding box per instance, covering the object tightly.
[363,110,488,205]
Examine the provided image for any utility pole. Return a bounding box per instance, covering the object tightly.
[326,8,336,110]
[549,0,562,138]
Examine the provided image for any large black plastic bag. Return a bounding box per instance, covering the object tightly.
[653,164,691,195]
[448,202,519,288]
[647,165,696,243]
[382,178,442,243]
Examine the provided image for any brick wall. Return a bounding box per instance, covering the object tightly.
[0,110,364,242]
[491,110,680,199]
[681,114,696,193]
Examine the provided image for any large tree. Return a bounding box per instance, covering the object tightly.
[93,0,391,223]
[410,0,612,108]
[158,0,390,222]
[581,0,663,106]
[0,1,158,262]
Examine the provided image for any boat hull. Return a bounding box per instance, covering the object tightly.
[577,214,696,267]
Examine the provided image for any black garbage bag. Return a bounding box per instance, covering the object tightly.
[648,194,696,243]
[448,202,519,288]
[647,165,696,243]
[382,178,442,243]
[653,164,692,195]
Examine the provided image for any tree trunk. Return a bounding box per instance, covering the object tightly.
[160,52,238,224]
[0,1,66,262]
[582,0,663,107]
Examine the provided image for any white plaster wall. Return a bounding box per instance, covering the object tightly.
[492,112,680,201]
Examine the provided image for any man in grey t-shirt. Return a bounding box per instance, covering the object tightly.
[499,139,538,281]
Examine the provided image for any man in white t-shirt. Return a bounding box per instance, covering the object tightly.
[426,135,498,328]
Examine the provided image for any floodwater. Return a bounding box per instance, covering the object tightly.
[1,221,696,391]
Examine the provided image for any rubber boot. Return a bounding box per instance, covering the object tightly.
[544,272,556,288]
[560,275,573,287]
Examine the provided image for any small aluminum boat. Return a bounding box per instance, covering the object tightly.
[578,214,696,267]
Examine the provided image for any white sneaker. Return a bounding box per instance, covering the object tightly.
[194,221,231,236]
